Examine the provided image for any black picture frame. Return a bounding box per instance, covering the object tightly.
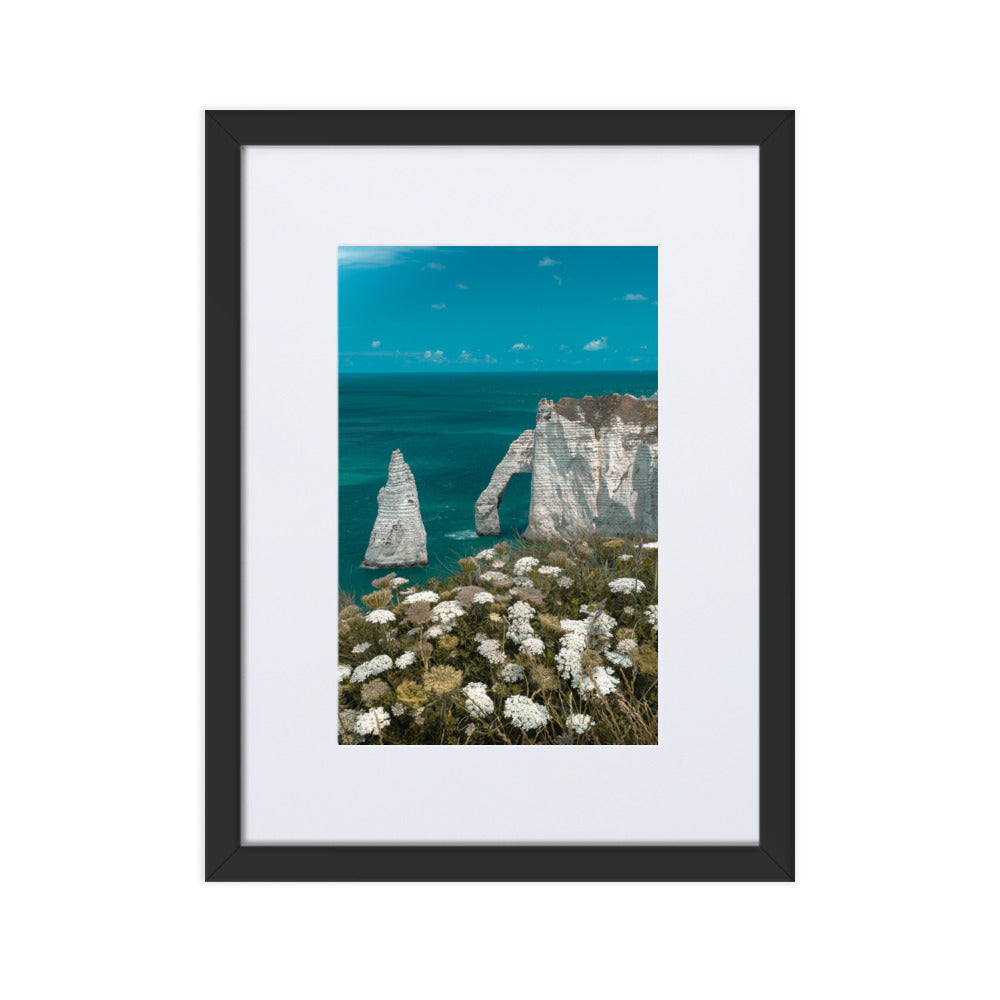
[206,110,794,881]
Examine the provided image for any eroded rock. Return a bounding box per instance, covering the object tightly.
[474,430,534,535]
[362,449,428,567]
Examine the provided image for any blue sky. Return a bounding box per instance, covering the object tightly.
[338,246,657,372]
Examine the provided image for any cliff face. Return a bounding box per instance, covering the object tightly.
[362,449,428,567]
[474,429,534,535]
[525,394,658,540]
[475,394,658,540]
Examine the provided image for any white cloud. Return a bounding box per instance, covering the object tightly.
[510,343,533,351]
[460,350,473,361]
[630,358,640,362]
[583,337,608,352]
[623,293,648,301]
[370,340,381,349]
[538,256,562,267]
[423,349,445,361]
[431,303,447,309]
[424,262,446,271]
[338,246,440,268]
[559,344,570,351]
[553,274,562,286]
[485,354,495,362]
[456,283,469,290]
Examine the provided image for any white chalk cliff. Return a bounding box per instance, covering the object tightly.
[476,394,657,539]
[474,429,534,535]
[362,449,428,567]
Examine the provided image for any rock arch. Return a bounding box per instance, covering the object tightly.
[474,430,534,535]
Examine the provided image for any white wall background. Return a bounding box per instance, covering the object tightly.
[1,2,997,998]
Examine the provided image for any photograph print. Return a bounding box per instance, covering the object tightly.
[337,246,659,745]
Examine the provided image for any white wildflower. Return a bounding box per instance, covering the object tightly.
[604,649,633,668]
[637,541,658,551]
[609,577,646,595]
[474,547,496,561]
[512,575,533,587]
[617,638,639,654]
[354,706,390,736]
[557,575,573,588]
[566,713,594,735]
[395,650,416,668]
[513,556,540,574]
[364,609,396,624]
[431,599,465,623]
[472,591,494,605]
[555,616,620,699]
[425,625,446,639]
[477,638,507,665]
[351,642,371,654]
[506,600,538,649]
[478,571,513,587]
[389,576,409,588]
[350,654,393,683]
[645,604,659,632]
[403,590,440,604]
[619,553,637,561]
[463,682,495,719]
[503,695,550,731]
[500,662,524,683]
[491,559,508,569]
[520,636,545,656]
[337,664,352,682]
[537,565,561,576]
[390,702,405,717]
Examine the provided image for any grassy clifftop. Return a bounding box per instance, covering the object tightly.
[338,534,659,745]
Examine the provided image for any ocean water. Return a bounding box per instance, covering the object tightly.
[339,370,658,597]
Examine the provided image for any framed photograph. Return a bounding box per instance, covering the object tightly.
[206,110,793,880]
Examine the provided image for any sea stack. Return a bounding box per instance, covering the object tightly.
[362,449,428,568]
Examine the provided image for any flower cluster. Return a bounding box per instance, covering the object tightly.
[430,600,465,624]
[337,664,352,682]
[537,565,561,576]
[609,577,646,595]
[503,695,550,731]
[605,636,639,668]
[477,637,506,665]
[478,570,513,587]
[463,682,494,719]
[472,591,494,605]
[350,654,394,683]
[555,617,619,698]
[507,600,544,656]
[403,590,440,605]
[354,706,390,736]
[395,650,417,668]
[365,609,396,624]
[352,642,371,654]
[513,556,540,575]
[500,662,524,682]
[566,713,594,735]
[645,604,658,631]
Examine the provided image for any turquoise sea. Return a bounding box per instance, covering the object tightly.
[339,371,658,597]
